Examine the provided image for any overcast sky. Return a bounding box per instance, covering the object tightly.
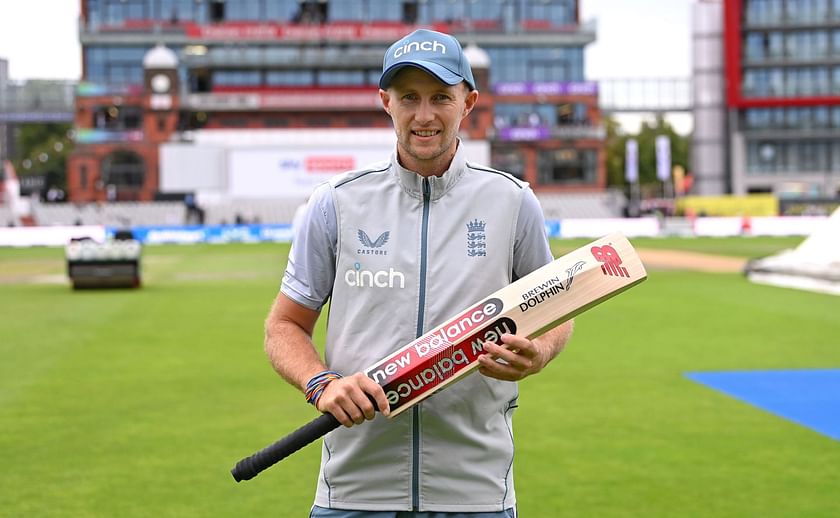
[0,0,696,81]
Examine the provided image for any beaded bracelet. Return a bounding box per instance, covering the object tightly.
[305,370,343,407]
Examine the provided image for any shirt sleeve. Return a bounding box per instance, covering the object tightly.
[512,186,554,281]
[280,183,337,310]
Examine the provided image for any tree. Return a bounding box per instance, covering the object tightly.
[605,114,690,191]
[13,123,74,192]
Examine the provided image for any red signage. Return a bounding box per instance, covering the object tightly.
[184,22,431,42]
[305,156,355,173]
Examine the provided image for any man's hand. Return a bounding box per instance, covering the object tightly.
[316,372,390,427]
[477,334,548,381]
[477,321,573,382]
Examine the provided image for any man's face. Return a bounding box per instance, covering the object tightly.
[380,67,478,177]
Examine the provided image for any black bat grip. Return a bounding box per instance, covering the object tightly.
[231,412,341,482]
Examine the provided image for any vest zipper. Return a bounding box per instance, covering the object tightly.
[412,177,431,510]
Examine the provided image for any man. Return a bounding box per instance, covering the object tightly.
[264,29,574,517]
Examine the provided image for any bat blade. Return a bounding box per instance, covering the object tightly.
[366,231,646,417]
[231,232,646,481]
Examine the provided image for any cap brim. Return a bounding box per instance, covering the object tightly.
[379,61,464,90]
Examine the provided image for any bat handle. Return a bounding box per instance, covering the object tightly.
[231,412,341,482]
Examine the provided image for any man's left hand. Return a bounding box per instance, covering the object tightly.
[477,333,547,382]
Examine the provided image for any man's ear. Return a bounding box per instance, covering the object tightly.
[463,89,479,117]
[379,89,392,116]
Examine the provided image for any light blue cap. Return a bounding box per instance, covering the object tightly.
[379,29,476,91]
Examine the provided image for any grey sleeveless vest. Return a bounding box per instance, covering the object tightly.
[313,145,543,512]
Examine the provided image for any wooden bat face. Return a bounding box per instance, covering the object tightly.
[364,232,647,417]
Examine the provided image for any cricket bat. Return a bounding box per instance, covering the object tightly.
[231,232,647,482]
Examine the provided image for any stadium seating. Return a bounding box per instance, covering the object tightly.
[536,190,626,219]
[31,201,187,227]
[19,191,626,228]
[0,205,14,226]
[198,198,306,225]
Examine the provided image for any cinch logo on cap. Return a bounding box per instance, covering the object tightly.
[379,29,477,91]
[393,40,447,58]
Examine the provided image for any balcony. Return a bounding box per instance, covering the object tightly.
[0,80,75,123]
[181,47,383,69]
[490,124,606,142]
[74,128,145,144]
[78,16,597,45]
[184,89,381,112]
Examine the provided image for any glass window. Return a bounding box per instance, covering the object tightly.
[768,32,784,59]
[537,148,597,185]
[784,68,800,96]
[463,0,504,23]
[491,146,526,180]
[745,108,770,129]
[743,70,757,96]
[799,141,829,171]
[814,67,830,94]
[523,0,575,26]
[745,0,784,25]
[814,31,829,58]
[783,32,794,58]
[769,108,785,127]
[266,70,315,87]
[160,0,204,23]
[745,33,765,61]
[486,46,584,85]
[785,108,802,129]
[213,70,261,87]
[330,1,365,21]
[771,68,785,96]
[494,104,528,127]
[265,0,298,21]
[318,70,365,86]
[786,0,802,23]
[83,45,147,87]
[747,140,784,174]
[427,0,465,22]
[226,0,262,20]
[832,141,840,171]
[812,0,829,22]
[814,107,830,128]
[367,0,401,21]
[102,151,145,189]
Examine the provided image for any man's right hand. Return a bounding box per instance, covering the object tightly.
[316,372,390,427]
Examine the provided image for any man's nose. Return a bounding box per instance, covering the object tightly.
[415,99,434,123]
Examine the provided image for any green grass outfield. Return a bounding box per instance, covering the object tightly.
[1,237,839,517]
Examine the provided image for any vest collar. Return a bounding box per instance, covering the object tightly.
[391,140,467,201]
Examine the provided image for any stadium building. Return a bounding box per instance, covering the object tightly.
[696,0,840,198]
[68,0,606,208]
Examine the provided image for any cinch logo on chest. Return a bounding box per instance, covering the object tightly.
[344,262,405,289]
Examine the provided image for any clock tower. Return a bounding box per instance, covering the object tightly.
[142,44,180,140]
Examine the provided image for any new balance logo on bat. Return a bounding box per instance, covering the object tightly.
[591,245,629,277]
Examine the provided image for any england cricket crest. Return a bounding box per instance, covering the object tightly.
[466,219,486,257]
